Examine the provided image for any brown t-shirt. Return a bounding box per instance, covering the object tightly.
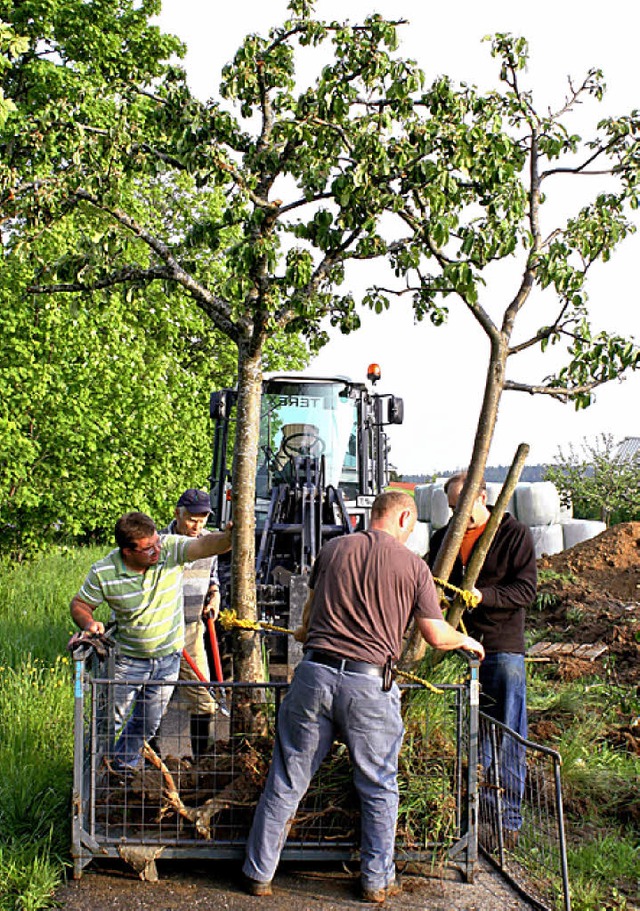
[306,529,443,665]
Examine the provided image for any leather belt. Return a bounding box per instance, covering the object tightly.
[304,649,385,678]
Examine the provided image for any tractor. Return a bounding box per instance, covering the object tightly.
[208,366,404,673]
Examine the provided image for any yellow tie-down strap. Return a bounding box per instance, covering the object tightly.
[218,610,453,693]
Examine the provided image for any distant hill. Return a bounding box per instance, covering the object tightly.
[402,465,548,484]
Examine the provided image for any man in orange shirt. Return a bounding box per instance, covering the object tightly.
[428,472,537,843]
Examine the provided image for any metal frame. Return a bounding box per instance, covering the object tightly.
[477,712,571,911]
[71,652,480,882]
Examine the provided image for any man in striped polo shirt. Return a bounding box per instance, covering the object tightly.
[70,511,232,769]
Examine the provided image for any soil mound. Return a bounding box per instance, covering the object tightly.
[538,521,640,602]
[533,522,640,686]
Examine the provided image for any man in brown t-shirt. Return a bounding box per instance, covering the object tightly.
[243,491,483,902]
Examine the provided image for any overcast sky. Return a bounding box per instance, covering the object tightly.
[156,0,639,474]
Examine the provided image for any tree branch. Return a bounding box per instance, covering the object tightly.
[68,189,240,339]
[503,377,613,401]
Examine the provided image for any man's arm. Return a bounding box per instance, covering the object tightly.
[70,596,105,635]
[185,523,232,561]
[204,586,221,620]
[293,588,314,643]
[416,617,484,660]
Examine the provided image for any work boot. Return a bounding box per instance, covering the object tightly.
[242,875,273,896]
[361,877,402,903]
[190,714,211,758]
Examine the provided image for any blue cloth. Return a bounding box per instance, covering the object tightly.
[112,651,181,768]
[243,657,404,892]
[479,652,527,831]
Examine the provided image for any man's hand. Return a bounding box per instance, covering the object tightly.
[84,618,105,635]
[204,588,221,621]
[461,636,485,660]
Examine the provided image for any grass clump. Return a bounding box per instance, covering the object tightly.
[528,666,640,910]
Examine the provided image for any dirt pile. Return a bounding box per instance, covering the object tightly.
[534,522,640,686]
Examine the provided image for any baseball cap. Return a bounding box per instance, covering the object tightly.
[176,488,212,515]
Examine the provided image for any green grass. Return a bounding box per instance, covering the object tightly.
[0,546,107,911]
[528,666,640,910]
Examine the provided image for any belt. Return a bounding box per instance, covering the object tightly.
[305,649,385,678]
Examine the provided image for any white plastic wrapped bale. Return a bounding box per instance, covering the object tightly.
[562,519,606,550]
[430,486,452,530]
[414,485,432,523]
[485,482,517,518]
[529,523,564,558]
[405,520,430,557]
[515,481,561,526]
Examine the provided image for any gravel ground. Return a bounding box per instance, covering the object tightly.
[55,857,535,911]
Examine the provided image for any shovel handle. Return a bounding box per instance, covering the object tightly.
[206,614,224,683]
[182,647,209,684]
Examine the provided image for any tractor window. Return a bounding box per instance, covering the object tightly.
[259,381,358,496]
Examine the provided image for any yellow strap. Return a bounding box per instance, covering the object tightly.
[394,667,444,694]
[432,576,480,609]
[219,609,467,693]
[218,608,296,637]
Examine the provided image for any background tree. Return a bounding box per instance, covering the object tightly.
[0,201,244,555]
[544,434,640,526]
[390,35,640,663]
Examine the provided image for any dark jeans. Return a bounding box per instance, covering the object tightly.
[479,652,527,832]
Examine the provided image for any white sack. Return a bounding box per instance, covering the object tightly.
[562,519,606,550]
[414,485,432,523]
[405,520,430,557]
[430,486,452,530]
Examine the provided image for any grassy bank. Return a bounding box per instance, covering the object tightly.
[0,547,105,911]
[0,547,637,911]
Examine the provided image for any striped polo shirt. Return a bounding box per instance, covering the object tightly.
[78,534,190,658]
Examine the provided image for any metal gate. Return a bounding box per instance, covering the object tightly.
[477,712,571,911]
[71,648,481,882]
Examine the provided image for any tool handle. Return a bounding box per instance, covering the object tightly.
[207,615,224,683]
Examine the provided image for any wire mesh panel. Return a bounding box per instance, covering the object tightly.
[72,649,479,882]
[478,711,571,911]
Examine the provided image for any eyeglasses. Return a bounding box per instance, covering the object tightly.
[130,536,161,555]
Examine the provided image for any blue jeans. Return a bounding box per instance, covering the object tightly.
[243,657,404,892]
[479,652,527,831]
[112,651,181,768]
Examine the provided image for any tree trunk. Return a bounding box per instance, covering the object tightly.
[401,334,509,668]
[230,343,265,686]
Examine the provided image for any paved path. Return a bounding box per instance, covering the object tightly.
[56,857,536,911]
